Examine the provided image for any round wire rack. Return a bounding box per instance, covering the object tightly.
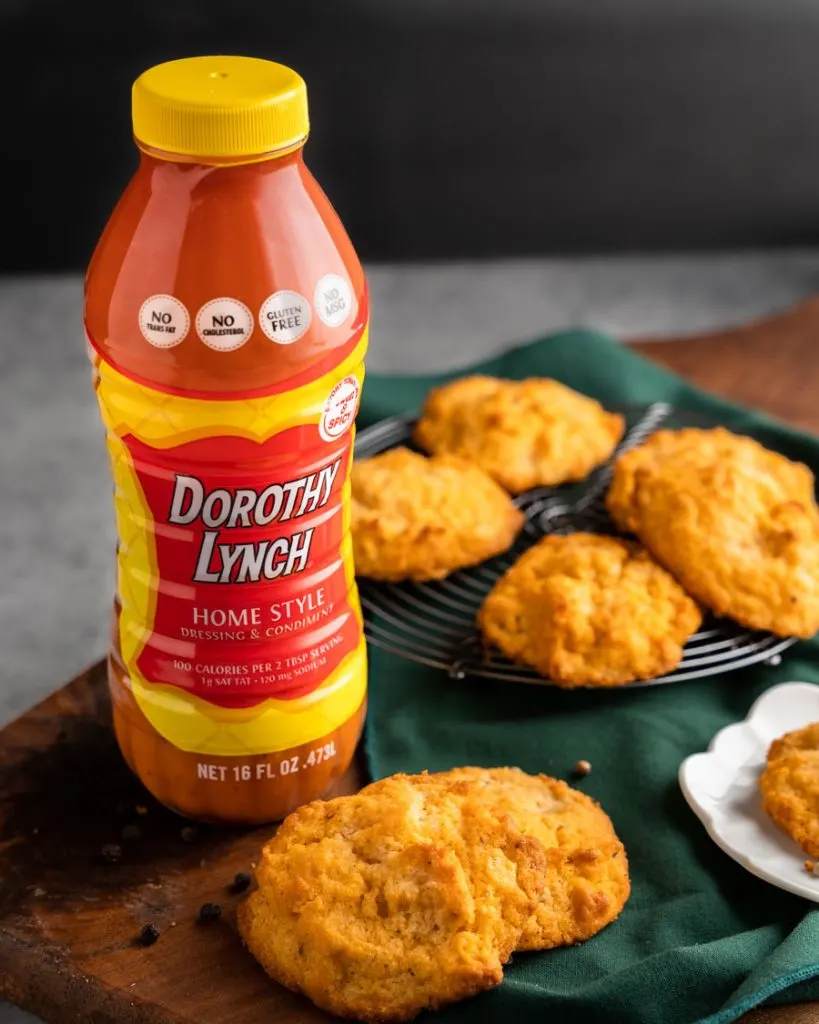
[354,402,798,688]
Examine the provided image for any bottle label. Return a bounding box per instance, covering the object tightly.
[89,325,368,757]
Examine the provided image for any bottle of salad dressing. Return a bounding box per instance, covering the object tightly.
[85,56,368,824]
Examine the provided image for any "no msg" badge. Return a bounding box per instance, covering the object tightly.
[315,274,354,328]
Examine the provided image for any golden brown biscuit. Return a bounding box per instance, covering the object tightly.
[238,772,546,1023]
[478,532,702,686]
[760,722,819,856]
[351,447,524,581]
[414,376,624,493]
[416,767,630,950]
[606,427,819,638]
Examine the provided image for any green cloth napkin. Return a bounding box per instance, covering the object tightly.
[357,330,819,1024]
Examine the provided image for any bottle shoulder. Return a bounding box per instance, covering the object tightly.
[85,155,366,394]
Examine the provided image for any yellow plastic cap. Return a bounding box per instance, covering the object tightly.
[132,56,309,161]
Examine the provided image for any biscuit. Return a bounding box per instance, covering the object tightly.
[606,427,819,637]
[760,722,819,856]
[478,532,701,686]
[414,376,624,493]
[416,767,630,950]
[238,772,546,1022]
[351,447,524,581]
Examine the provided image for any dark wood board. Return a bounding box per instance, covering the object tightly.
[3,299,819,1024]
[632,296,819,436]
[0,660,363,1024]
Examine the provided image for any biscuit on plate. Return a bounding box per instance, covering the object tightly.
[351,447,524,581]
[238,772,545,1022]
[478,532,702,687]
[760,722,819,856]
[414,376,624,493]
[417,767,630,951]
[606,427,819,637]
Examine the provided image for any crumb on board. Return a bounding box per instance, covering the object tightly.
[100,843,122,864]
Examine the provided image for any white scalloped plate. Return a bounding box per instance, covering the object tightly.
[679,681,819,902]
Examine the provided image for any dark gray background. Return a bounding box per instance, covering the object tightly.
[4,0,819,271]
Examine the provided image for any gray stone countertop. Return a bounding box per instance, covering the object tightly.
[1,250,818,1023]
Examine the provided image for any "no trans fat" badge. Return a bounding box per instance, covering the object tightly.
[138,295,190,347]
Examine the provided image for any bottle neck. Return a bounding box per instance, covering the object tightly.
[135,140,307,171]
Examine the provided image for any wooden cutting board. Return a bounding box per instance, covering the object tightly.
[0,660,365,1024]
[4,298,819,1024]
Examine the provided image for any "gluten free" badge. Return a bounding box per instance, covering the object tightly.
[259,290,312,345]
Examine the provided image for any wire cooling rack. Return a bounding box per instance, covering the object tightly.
[354,402,798,688]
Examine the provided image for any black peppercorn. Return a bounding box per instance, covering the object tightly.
[122,824,142,843]
[180,826,198,844]
[100,843,122,864]
[139,923,160,946]
[231,871,252,894]
[198,902,222,923]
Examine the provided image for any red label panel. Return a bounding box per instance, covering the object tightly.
[121,427,360,709]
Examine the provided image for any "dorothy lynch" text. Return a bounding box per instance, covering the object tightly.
[167,458,341,584]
